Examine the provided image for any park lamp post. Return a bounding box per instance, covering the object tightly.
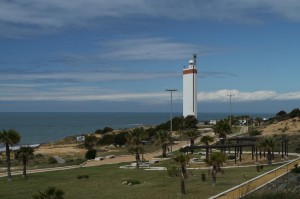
[166,89,177,152]
[227,94,234,128]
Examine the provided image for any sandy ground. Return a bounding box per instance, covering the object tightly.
[261,117,300,137]
[35,143,86,156]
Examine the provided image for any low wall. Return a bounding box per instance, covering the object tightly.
[209,157,300,199]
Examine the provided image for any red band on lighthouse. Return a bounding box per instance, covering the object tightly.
[183,69,197,75]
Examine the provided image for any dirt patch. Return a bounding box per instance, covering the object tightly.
[261,117,300,137]
[35,143,85,156]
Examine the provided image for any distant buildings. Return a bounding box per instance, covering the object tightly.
[183,55,198,118]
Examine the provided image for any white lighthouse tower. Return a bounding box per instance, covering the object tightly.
[183,54,197,118]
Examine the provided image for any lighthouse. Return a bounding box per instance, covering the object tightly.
[183,54,197,118]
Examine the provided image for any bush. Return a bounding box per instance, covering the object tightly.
[85,149,97,160]
[289,108,300,118]
[48,157,57,164]
[66,158,85,165]
[114,131,129,146]
[94,127,113,135]
[103,127,113,134]
[201,173,206,182]
[99,134,116,145]
[291,163,300,173]
[227,154,236,160]
[77,175,89,179]
[167,165,178,177]
[249,130,262,136]
[126,179,141,185]
[35,153,44,158]
[256,165,260,172]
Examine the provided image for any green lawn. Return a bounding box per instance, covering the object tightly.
[0,163,280,199]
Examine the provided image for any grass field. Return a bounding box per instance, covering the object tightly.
[0,163,280,199]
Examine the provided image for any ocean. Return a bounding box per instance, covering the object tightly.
[0,112,274,145]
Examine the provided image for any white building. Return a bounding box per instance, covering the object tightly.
[183,56,197,118]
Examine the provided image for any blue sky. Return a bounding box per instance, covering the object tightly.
[0,0,300,113]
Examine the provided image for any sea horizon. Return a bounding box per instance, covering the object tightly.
[0,112,275,145]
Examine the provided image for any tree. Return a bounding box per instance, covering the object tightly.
[186,131,198,154]
[276,110,287,118]
[154,130,171,158]
[83,135,98,150]
[32,186,65,199]
[183,115,198,129]
[289,108,300,118]
[0,129,21,181]
[200,135,214,161]
[205,152,226,186]
[15,147,34,178]
[260,137,276,165]
[213,120,231,144]
[114,131,129,146]
[168,153,191,194]
[126,127,145,169]
[255,117,263,126]
[83,135,98,160]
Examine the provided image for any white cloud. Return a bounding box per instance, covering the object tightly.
[1,0,300,37]
[0,86,300,103]
[198,89,300,102]
[0,70,179,82]
[98,38,221,61]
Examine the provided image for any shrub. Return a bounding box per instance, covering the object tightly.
[201,173,206,182]
[35,153,44,158]
[48,157,57,164]
[99,134,116,145]
[260,165,264,170]
[125,179,141,185]
[167,165,178,177]
[227,154,236,160]
[77,175,89,179]
[249,130,262,136]
[256,165,260,172]
[114,131,129,146]
[95,127,114,135]
[289,108,300,118]
[103,127,113,134]
[85,149,97,160]
[291,163,300,173]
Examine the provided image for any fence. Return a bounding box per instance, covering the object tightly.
[209,157,300,199]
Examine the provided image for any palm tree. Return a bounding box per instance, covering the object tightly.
[186,130,198,154]
[126,127,145,169]
[260,137,276,165]
[0,129,21,181]
[173,153,191,194]
[213,120,231,144]
[32,186,64,199]
[200,135,214,161]
[15,146,34,178]
[205,152,226,186]
[153,130,171,158]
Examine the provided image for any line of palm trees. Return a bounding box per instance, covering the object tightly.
[0,129,34,181]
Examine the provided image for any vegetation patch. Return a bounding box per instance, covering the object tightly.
[122,179,141,186]
[76,174,89,179]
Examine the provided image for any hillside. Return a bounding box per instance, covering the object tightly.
[261,117,300,136]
